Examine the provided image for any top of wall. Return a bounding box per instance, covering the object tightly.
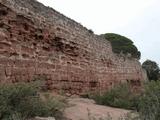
[0,0,113,47]
[0,0,138,61]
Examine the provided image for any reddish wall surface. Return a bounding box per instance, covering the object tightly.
[0,0,147,95]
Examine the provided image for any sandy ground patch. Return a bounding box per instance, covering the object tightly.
[64,98,131,120]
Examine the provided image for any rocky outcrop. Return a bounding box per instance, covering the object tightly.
[0,0,146,95]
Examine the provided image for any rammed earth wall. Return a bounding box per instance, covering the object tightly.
[0,0,147,95]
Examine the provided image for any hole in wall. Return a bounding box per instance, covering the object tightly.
[22,53,29,58]
[42,46,50,51]
[10,33,13,38]
[56,27,60,31]
[18,31,22,35]
[0,9,8,16]
[53,37,64,51]
[35,34,44,40]
[0,22,4,27]
[89,81,98,88]
[23,23,29,31]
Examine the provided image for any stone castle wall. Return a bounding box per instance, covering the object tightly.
[0,0,146,95]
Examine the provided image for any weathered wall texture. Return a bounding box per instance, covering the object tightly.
[0,0,146,95]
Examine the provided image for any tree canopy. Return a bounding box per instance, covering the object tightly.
[102,33,141,59]
[142,60,160,81]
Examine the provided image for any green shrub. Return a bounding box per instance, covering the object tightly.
[90,81,160,120]
[102,33,141,59]
[91,83,139,110]
[142,60,160,81]
[0,82,65,120]
[86,81,160,120]
[138,81,160,120]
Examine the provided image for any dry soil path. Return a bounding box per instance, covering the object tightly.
[64,98,131,120]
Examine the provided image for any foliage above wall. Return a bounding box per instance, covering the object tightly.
[102,33,141,59]
[142,60,160,81]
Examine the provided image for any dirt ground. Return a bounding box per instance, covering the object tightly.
[64,98,131,120]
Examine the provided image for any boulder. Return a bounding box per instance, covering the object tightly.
[33,117,56,120]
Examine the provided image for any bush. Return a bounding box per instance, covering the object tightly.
[90,81,160,120]
[0,82,65,120]
[138,81,160,120]
[102,33,141,59]
[91,83,139,110]
[142,60,160,81]
[86,81,160,120]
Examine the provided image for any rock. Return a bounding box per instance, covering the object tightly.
[34,117,56,120]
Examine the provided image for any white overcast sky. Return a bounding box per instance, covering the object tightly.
[37,0,160,65]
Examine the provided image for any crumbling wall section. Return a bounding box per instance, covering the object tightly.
[0,0,146,95]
